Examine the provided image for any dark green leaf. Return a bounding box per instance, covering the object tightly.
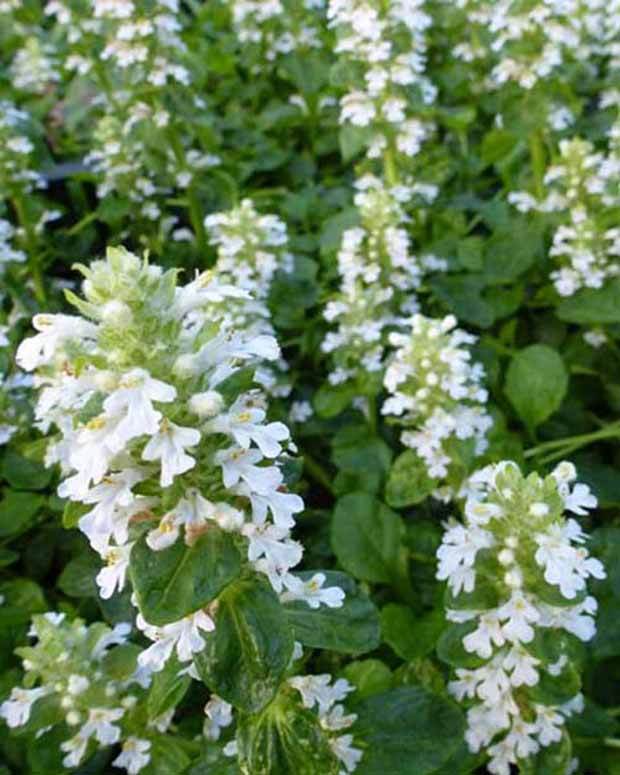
[130,527,241,626]
[381,604,445,660]
[556,279,620,324]
[284,571,380,654]
[194,576,294,713]
[505,345,568,430]
[331,493,403,584]
[354,687,465,775]
[385,450,436,508]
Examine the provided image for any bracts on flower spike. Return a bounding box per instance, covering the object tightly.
[16,246,344,683]
[436,460,605,775]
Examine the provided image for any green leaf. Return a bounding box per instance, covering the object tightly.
[436,622,485,669]
[0,579,46,629]
[591,527,620,597]
[504,345,568,430]
[1,450,53,491]
[339,125,373,162]
[527,663,581,705]
[283,571,380,654]
[130,527,241,626]
[0,491,44,539]
[194,576,294,713]
[385,450,436,508]
[343,659,393,699]
[381,604,445,660]
[331,493,403,584]
[482,220,541,283]
[429,275,496,328]
[481,129,519,165]
[57,552,100,598]
[237,692,339,775]
[63,500,89,529]
[319,207,359,258]
[148,736,192,775]
[269,258,318,329]
[147,656,192,720]
[593,597,620,659]
[0,548,18,568]
[573,460,620,508]
[313,382,355,418]
[354,687,465,775]
[556,279,620,324]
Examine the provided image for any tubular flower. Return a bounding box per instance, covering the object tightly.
[0,614,155,773]
[509,138,620,296]
[382,313,492,497]
[17,246,342,674]
[322,174,438,396]
[437,461,605,775]
[204,198,294,396]
[327,0,436,161]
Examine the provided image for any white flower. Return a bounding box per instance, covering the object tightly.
[137,610,215,672]
[61,732,90,767]
[147,510,184,551]
[112,737,151,774]
[81,706,125,745]
[497,593,540,644]
[330,734,363,772]
[243,522,303,576]
[289,674,354,714]
[104,369,176,451]
[0,686,49,727]
[236,480,303,529]
[463,612,506,659]
[437,522,494,594]
[280,573,345,609]
[206,395,290,457]
[16,314,98,371]
[216,447,281,494]
[0,424,17,445]
[562,482,597,515]
[96,543,133,599]
[203,696,233,741]
[78,469,146,550]
[142,420,201,487]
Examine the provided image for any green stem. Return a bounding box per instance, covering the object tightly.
[303,453,335,496]
[604,738,620,749]
[524,421,620,461]
[383,146,399,187]
[12,197,46,304]
[529,130,546,200]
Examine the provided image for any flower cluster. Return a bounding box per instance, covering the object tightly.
[449,1,607,91]
[327,0,436,161]
[0,613,157,773]
[0,306,33,447]
[10,36,59,94]
[204,199,294,397]
[322,175,435,392]
[45,0,219,236]
[226,0,325,69]
[510,137,620,296]
[46,0,189,85]
[437,461,605,774]
[288,673,363,773]
[382,313,491,495]
[17,247,342,673]
[0,101,46,197]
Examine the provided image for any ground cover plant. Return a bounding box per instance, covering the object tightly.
[1,1,620,774]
